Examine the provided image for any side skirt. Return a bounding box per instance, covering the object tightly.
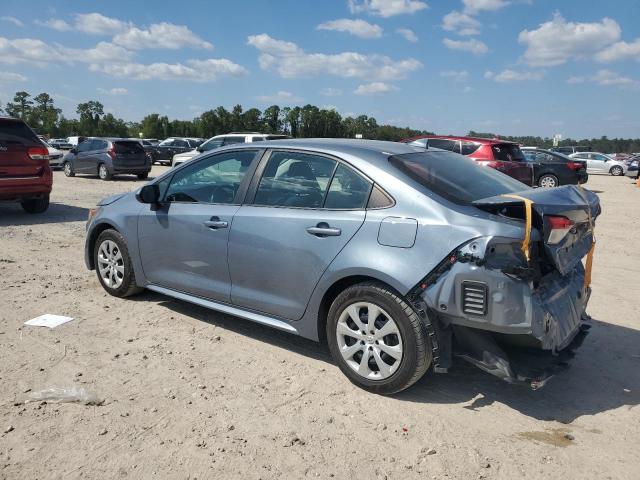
[146,285,299,334]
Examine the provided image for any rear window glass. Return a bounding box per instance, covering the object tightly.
[428,139,460,153]
[461,141,480,155]
[389,151,527,205]
[115,141,144,154]
[491,144,524,161]
[0,120,41,146]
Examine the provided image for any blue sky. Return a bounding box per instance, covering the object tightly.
[1,0,639,138]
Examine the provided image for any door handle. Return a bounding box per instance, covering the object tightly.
[203,216,228,230]
[306,223,341,237]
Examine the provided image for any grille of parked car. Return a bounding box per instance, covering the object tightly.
[461,281,488,316]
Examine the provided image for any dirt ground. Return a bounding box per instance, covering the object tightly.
[1,167,639,480]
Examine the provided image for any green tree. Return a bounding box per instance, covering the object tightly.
[76,100,104,135]
[242,108,262,132]
[5,91,33,120]
[262,105,282,133]
[31,93,61,136]
[140,113,170,139]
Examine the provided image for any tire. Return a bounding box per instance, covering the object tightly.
[93,229,143,298]
[98,163,112,181]
[538,174,558,188]
[137,172,149,180]
[21,195,49,214]
[326,282,432,395]
[610,166,623,176]
[63,161,75,177]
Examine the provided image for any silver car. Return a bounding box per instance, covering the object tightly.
[569,151,627,176]
[84,139,600,393]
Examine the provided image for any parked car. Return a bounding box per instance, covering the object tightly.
[400,135,533,186]
[85,139,600,393]
[172,133,290,167]
[67,136,88,147]
[521,148,588,187]
[550,145,591,155]
[63,138,151,181]
[625,157,639,179]
[143,138,160,146]
[0,116,52,213]
[48,138,73,150]
[45,142,65,169]
[569,152,627,176]
[149,137,203,165]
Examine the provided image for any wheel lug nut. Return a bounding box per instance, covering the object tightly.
[360,341,364,345]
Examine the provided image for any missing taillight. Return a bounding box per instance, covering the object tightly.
[547,215,574,244]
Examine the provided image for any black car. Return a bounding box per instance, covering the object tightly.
[62,138,152,181]
[522,148,588,187]
[149,138,202,165]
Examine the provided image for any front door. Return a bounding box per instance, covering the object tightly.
[75,140,94,172]
[228,150,371,320]
[137,149,260,302]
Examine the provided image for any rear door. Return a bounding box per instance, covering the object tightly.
[228,150,371,320]
[0,119,44,179]
[491,143,533,186]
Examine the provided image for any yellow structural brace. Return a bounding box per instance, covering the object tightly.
[500,194,534,263]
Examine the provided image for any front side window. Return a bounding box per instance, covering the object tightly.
[164,150,257,204]
[324,164,372,209]
[390,151,528,205]
[77,140,92,152]
[593,154,607,161]
[254,151,337,208]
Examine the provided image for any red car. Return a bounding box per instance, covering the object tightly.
[400,135,533,186]
[0,117,52,213]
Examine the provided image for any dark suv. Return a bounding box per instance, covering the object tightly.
[63,138,152,181]
[0,117,52,213]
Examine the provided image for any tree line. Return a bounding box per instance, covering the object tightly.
[3,90,639,152]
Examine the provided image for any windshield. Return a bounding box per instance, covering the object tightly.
[389,151,528,205]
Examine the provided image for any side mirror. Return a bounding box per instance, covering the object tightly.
[70,148,77,154]
[196,146,203,153]
[136,184,160,204]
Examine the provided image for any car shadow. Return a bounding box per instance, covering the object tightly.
[0,202,89,226]
[132,292,640,423]
[66,174,155,182]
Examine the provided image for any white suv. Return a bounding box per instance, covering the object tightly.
[171,133,289,167]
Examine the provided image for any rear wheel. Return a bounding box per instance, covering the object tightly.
[21,195,49,214]
[137,172,149,180]
[98,163,112,181]
[94,229,142,297]
[63,162,75,177]
[610,165,623,176]
[327,282,432,394]
[538,174,558,188]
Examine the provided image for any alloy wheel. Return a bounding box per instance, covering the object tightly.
[539,175,557,188]
[99,164,108,179]
[336,302,403,380]
[64,163,72,176]
[97,239,125,289]
[611,166,623,176]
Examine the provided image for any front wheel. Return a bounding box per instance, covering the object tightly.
[610,165,623,176]
[538,174,558,188]
[63,162,75,177]
[327,282,432,395]
[98,163,112,181]
[21,195,49,214]
[137,172,149,180]
[94,229,143,297]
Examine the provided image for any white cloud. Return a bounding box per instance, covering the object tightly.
[566,76,585,84]
[518,13,621,67]
[348,0,428,17]
[0,71,27,82]
[484,69,544,82]
[321,88,343,96]
[97,87,128,95]
[113,22,213,50]
[442,37,488,54]
[396,28,418,43]
[440,70,469,81]
[1,16,24,27]
[0,37,128,66]
[354,82,398,95]
[247,33,422,80]
[591,69,638,87]
[89,58,248,82]
[74,13,130,35]
[442,11,481,36]
[317,19,382,39]
[255,91,303,103]
[463,0,509,14]
[36,18,72,31]
[595,39,640,63]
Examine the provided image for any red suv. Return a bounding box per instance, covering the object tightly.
[400,135,533,186]
[0,117,52,213]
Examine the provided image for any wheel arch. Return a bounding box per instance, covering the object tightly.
[87,221,120,270]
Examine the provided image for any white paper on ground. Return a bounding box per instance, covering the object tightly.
[24,314,74,329]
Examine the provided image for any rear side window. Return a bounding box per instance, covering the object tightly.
[223,137,246,145]
[115,141,144,154]
[324,164,372,209]
[254,151,336,208]
[90,139,107,150]
[491,144,524,161]
[389,151,527,205]
[461,141,480,155]
[428,139,460,153]
[0,120,41,147]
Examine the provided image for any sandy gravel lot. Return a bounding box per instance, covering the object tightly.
[1,168,639,480]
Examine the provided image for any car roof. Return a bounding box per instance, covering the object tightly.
[401,134,517,145]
